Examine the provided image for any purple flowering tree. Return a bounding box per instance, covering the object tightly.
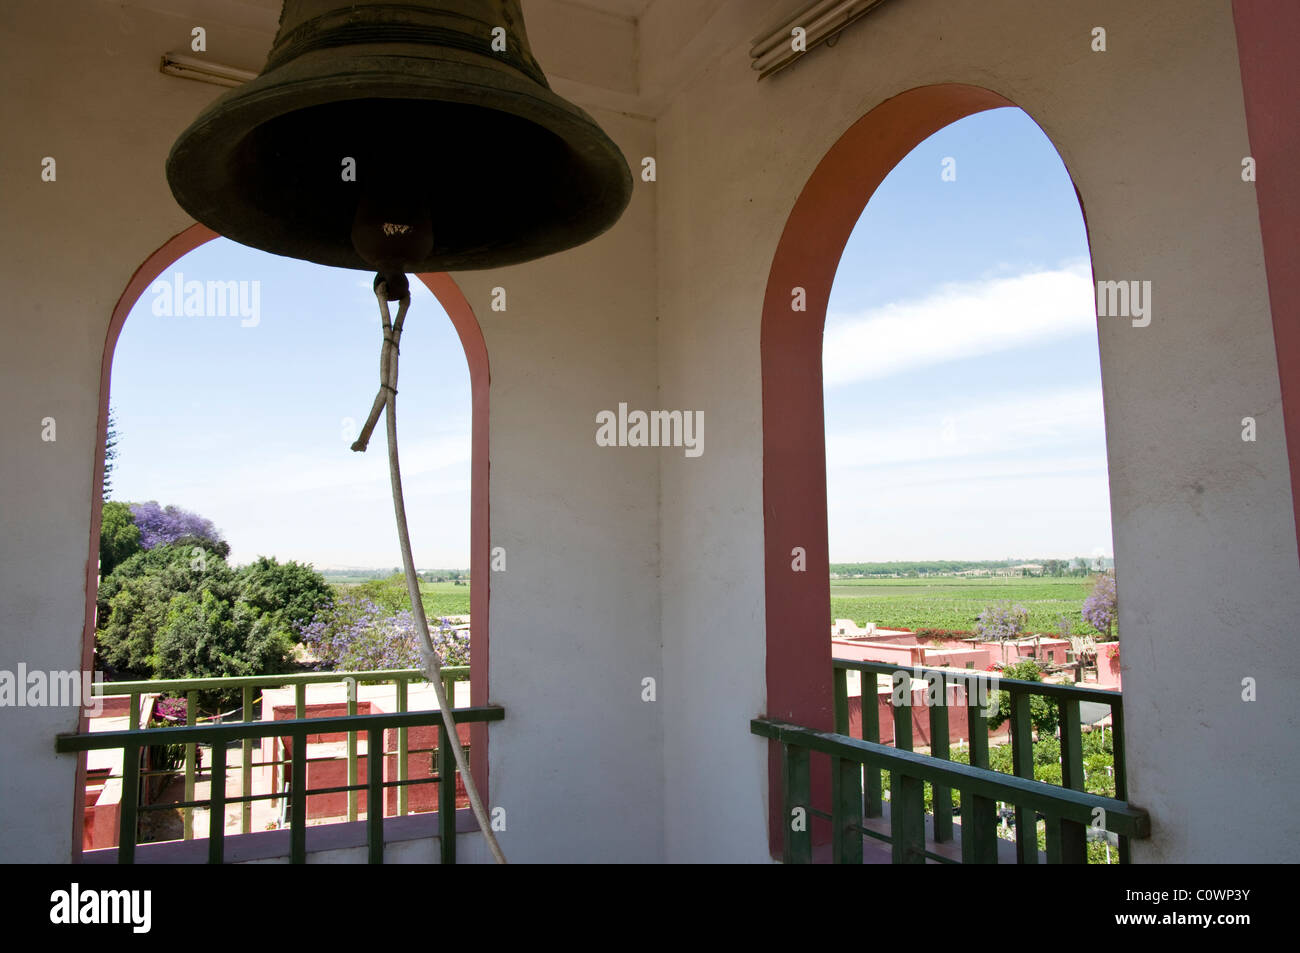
[152,696,187,723]
[298,593,469,672]
[129,501,225,551]
[976,601,1028,663]
[1082,572,1118,641]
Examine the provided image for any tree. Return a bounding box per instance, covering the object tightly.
[987,659,1060,735]
[976,601,1028,662]
[129,501,227,552]
[154,589,294,684]
[96,541,234,678]
[98,501,142,577]
[95,539,303,690]
[103,405,120,502]
[298,593,469,672]
[1082,572,1118,640]
[237,556,333,638]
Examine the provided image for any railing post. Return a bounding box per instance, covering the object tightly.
[862,671,882,818]
[119,741,140,864]
[967,677,990,770]
[1059,698,1084,789]
[781,742,812,864]
[892,670,913,752]
[1111,701,1130,864]
[1009,690,1037,863]
[927,672,952,843]
[833,667,849,735]
[891,771,925,864]
[396,677,409,817]
[241,685,254,835]
[1045,813,1086,864]
[367,728,384,864]
[1057,696,1087,862]
[963,675,996,862]
[290,729,306,864]
[128,691,141,732]
[438,722,456,864]
[347,679,358,823]
[184,689,197,840]
[831,755,863,864]
[208,742,226,864]
[961,792,998,863]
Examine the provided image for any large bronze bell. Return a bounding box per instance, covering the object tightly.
[166,0,632,285]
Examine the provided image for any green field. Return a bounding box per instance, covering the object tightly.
[413,581,471,618]
[336,572,1100,637]
[334,575,471,619]
[830,576,1097,635]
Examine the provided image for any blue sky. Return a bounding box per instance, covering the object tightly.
[110,105,1112,569]
[824,106,1112,562]
[110,242,472,568]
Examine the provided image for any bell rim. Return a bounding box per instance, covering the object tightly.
[166,51,633,272]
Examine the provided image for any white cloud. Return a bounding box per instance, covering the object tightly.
[825,386,1107,470]
[112,433,473,567]
[823,263,1095,386]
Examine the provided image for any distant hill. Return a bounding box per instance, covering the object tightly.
[319,568,470,584]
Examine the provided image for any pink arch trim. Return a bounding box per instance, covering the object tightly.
[759,84,1022,855]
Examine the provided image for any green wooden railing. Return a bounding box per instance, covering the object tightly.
[64,668,486,862]
[88,668,467,837]
[58,703,503,864]
[751,658,1146,864]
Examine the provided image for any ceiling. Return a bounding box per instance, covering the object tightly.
[118,0,749,117]
[232,0,658,22]
[558,0,655,19]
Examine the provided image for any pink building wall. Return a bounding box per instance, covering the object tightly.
[271,701,472,821]
[1095,642,1122,689]
[845,684,1011,748]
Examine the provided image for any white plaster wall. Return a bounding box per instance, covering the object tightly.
[453,106,664,862]
[0,0,282,863]
[1,0,1296,865]
[650,0,1300,862]
[0,0,662,862]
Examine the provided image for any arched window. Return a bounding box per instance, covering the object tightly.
[824,106,1107,611]
[76,226,493,853]
[759,85,1109,855]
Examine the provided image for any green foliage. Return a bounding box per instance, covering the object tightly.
[1082,726,1113,757]
[1033,736,1061,766]
[238,556,333,635]
[339,573,471,619]
[95,543,328,694]
[103,406,120,502]
[351,574,413,613]
[97,542,229,677]
[986,660,1060,735]
[154,588,293,684]
[99,501,142,577]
